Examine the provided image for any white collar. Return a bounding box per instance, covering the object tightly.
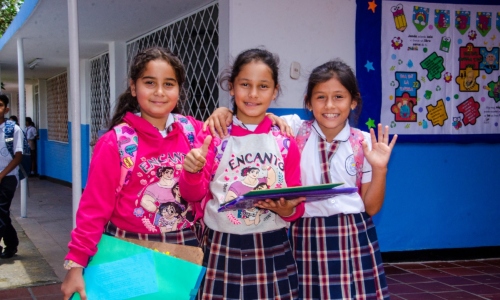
[311,120,350,142]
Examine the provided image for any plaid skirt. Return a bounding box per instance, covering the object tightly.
[105,221,201,247]
[199,227,299,300]
[290,212,389,300]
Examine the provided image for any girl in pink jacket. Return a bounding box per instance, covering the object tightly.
[62,47,208,299]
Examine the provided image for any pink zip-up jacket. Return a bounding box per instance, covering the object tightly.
[65,112,203,267]
[179,116,305,224]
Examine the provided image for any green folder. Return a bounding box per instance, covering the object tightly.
[71,234,206,300]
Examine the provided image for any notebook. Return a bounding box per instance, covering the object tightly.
[218,183,358,212]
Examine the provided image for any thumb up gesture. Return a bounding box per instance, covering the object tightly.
[183,135,212,173]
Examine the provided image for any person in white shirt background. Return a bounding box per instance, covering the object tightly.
[25,117,37,176]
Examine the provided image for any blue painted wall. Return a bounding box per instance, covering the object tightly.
[38,123,90,187]
[37,114,499,252]
[269,108,500,252]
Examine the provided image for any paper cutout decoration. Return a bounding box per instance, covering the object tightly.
[412,6,429,32]
[365,60,375,72]
[457,97,481,126]
[434,9,450,34]
[476,12,492,37]
[368,0,377,13]
[420,52,445,81]
[484,76,500,103]
[426,99,448,127]
[391,3,407,32]
[456,11,471,35]
[366,118,376,129]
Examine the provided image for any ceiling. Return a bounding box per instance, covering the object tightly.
[0,0,214,92]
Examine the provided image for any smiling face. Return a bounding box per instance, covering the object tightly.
[162,168,174,179]
[230,60,278,124]
[130,59,179,130]
[309,77,357,142]
[161,204,178,219]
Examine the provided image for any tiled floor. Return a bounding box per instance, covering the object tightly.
[385,258,500,300]
[1,259,499,299]
[1,178,499,299]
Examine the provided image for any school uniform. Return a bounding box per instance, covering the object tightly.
[283,115,390,300]
[180,116,305,300]
[0,121,24,257]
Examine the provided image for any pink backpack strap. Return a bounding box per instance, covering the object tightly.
[114,123,138,193]
[270,126,290,159]
[295,120,314,153]
[348,127,365,194]
[172,113,195,148]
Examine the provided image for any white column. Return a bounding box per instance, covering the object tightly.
[17,38,28,217]
[218,0,231,109]
[68,0,81,228]
[109,41,127,117]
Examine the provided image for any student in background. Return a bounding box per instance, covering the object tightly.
[0,95,24,259]
[8,115,18,125]
[25,117,37,176]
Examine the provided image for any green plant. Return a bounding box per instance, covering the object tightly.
[0,0,24,37]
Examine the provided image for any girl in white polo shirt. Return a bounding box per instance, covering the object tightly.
[205,59,397,300]
[277,59,397,300]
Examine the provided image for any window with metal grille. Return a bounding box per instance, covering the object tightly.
[127,3,219,121]
[90,53,110,146]
[47,73,69,142]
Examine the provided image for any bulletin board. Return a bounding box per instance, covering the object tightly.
[355,0,500,142]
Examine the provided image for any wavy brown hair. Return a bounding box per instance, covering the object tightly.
[108,47,187,130]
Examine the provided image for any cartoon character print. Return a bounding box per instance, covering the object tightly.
[172,182,194,227]
[140,166,177,212]
[225,166,276,226]
[134,157,192,233]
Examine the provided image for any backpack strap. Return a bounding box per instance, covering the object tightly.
[114,123,138,193]
[4,120,31,180]
[348,127,365,194]
[270,125,289,159]
[295,120,365,193]
[172,113,195,149]
[114,115,196,193]
[4,120,15,158]
[295,120,314,153]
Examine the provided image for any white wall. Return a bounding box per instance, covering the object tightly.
[224,0,356,108]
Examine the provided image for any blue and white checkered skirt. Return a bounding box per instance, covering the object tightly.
[290,212,389,300]
[199,227,299,300]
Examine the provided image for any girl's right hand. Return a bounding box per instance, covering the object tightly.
[183,135,212,173]
[255,197,306,217]
[61,267,86,300]
[204,107,233,137]
[265,113,293,136]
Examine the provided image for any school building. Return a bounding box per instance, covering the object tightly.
[0,0,498,259]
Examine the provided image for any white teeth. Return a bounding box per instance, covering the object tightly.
[245,102,258,106]
[323,113,338,118]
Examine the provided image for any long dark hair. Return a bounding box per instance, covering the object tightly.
[304,59,363,125]
[219,48,281,113]
[108,47,187,130]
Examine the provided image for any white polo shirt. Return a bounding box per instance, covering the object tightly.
[282,114,372,217]
[0,121,24,177]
